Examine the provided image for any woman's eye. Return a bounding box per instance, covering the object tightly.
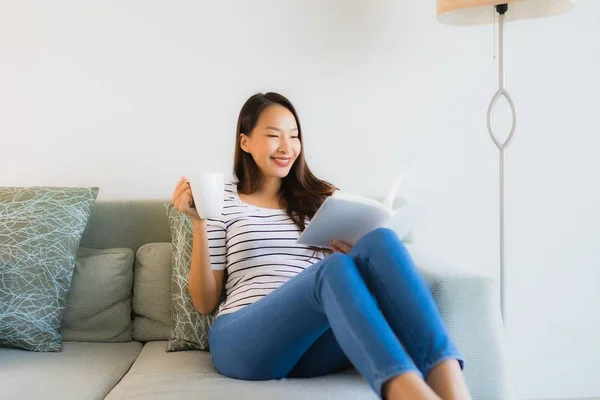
[291,136,299,139]
[267,134,278,138]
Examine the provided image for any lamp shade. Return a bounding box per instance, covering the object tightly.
[437,0,574,25]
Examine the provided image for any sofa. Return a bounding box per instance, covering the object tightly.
[0,199,512,399]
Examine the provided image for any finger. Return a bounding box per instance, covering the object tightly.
[176,198,193,216]
[172,181,183,204]
[174,175,187,190]
[185,189,195,207]
[338,241,352,253]
[176,181,190,199]
[331,244,343,254]
[330,240,351,254]
[172,179,186,203]
[173,181,190,203]
[330,240,343,251]
[176,191,193,210]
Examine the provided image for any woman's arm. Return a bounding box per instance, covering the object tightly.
[189,219,224,315]
[171,177,224,315]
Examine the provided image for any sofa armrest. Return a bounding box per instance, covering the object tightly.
[414,259,513,400]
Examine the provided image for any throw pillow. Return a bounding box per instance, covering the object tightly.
[60,247,134,342]
[132,242,172,342]
[0,187,99,352]
[165,203,215,351]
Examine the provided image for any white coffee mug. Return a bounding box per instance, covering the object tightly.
[187,172,224,219]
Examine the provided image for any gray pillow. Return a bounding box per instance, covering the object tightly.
[60,247,134,342]
[0,187,99,352]
[132,242,172,342]
[165,203,215,351]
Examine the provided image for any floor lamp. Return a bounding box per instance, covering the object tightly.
[436,0,574,328]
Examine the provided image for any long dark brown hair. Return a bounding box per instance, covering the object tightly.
[233,92,336,232]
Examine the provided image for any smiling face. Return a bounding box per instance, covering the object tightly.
[239,104,302,180]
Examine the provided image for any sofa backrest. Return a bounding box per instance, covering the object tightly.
[80,200,171,251]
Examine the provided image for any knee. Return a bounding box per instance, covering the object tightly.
[318,253,357,280]
[368,227,397,241]
[327,252,354,264]
[358,227,401,250]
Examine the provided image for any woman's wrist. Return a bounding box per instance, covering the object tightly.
[192,218,207,228]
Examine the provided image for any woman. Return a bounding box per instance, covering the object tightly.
[171,92,471,400]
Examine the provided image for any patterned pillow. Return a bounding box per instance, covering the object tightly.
[0,187,99,352]
[165,203,216,351]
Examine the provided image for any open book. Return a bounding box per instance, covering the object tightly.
[296,174,424,248]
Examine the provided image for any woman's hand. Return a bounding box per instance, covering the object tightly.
[171,176,202,221]
[329,240,352,254]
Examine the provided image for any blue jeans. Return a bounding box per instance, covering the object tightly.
[208,228,465,398]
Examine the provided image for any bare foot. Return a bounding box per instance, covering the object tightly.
[426,359,472,400]
[383,372,441,400]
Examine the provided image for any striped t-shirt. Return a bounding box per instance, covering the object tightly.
[206,182,326,317]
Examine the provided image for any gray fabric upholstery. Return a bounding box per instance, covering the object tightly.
[61,247,134,342]
[106,341,376,400]
[0,341,142,400]
[132,243,172,342]
[80,200,171,252]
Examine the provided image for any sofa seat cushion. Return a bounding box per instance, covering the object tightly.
[105,341,376,400]
[0,341,142,400]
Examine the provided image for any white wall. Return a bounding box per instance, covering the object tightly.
[1,1,598,398]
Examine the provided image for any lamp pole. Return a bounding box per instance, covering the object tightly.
[486,3,517,328]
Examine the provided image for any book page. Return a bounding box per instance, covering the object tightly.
[383,203,425,240]
[331,190,391,213]
[296,196,392,248]
[382,173,404,210]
